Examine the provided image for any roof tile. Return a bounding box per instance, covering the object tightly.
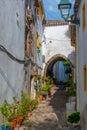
[45,20,68,26]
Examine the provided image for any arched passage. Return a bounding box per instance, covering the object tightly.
[44,54,74,76]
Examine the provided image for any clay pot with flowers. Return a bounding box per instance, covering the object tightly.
[16,116,24,126]
[42,77,47,81]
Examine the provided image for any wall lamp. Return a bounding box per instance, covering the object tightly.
[58,0,80,25]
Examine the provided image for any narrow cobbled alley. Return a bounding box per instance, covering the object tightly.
[20,86,81,130]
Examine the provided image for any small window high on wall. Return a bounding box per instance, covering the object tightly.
[84,64,87,91]
[82,2,86,31]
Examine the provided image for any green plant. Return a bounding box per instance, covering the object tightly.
[0,91,39,123]
[4,122,11,127]
[41,86,51,92]
[46,76,51,85]
[30,99,38,109]
[68,90,76,97]
[63,61,71,66]
[68,87,76,97]
[65,79,73,87]
[0,100,18,121]
[37,90,42,96]
[17,91,31,116]
[67,112,80,123]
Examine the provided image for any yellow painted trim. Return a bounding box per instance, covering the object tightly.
[37,5,44,19]
[36,33,41,48]
[82,2,86,31]
[84,64,87,91]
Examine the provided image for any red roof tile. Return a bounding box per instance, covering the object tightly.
[45,20,68,26]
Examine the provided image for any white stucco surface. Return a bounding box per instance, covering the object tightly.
[36,16,43,68]
[0,0,25,103]
[43,25,75,66]
[76,0,87,129]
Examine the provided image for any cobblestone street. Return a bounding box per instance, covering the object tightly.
[20,86,81,130]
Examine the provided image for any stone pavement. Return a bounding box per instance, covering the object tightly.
[19,86,81,130]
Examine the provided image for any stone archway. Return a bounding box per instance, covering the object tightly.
[44,54,74,76]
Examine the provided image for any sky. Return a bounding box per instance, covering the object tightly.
[42,0,75,20]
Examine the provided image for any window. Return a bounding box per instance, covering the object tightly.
[84,64,87,91]
[82,2,86,31]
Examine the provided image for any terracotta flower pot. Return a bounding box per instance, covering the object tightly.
[17,116,24,125]
[39,95,43,100]
[17,119,22,126]
[10,120,17,129]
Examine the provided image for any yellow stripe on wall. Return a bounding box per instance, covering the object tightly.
[84,64,87,91]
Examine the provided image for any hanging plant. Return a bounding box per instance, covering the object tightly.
[37,49,41,54]
[37,75,41,80]
[34,85,38,90]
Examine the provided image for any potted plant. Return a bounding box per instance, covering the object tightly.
[34,85,38,91]
[0,100,17,122]
[42,76,47,82]
[17,92,30,117]
[38,91,43,100]
[30,99,38,109]
[41,85,51,92]
[10,120,17,129]
[68,90,76,97]
[67,112,80,124]
[68,88,76,102]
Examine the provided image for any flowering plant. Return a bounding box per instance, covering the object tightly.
[0,100,18,121]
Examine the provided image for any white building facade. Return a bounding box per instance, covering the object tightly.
[0,0,45,104]
[42,20,75,76]
[0,0,25,103]
[75,0,87,129]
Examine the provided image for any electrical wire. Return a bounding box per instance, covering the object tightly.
[0,44,42,70]
[0,44,25,63]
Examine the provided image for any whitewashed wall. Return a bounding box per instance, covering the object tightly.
[76,0,87,129]
[0,0,25,104]
[36,16,43,69]
[42,25,75,69]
